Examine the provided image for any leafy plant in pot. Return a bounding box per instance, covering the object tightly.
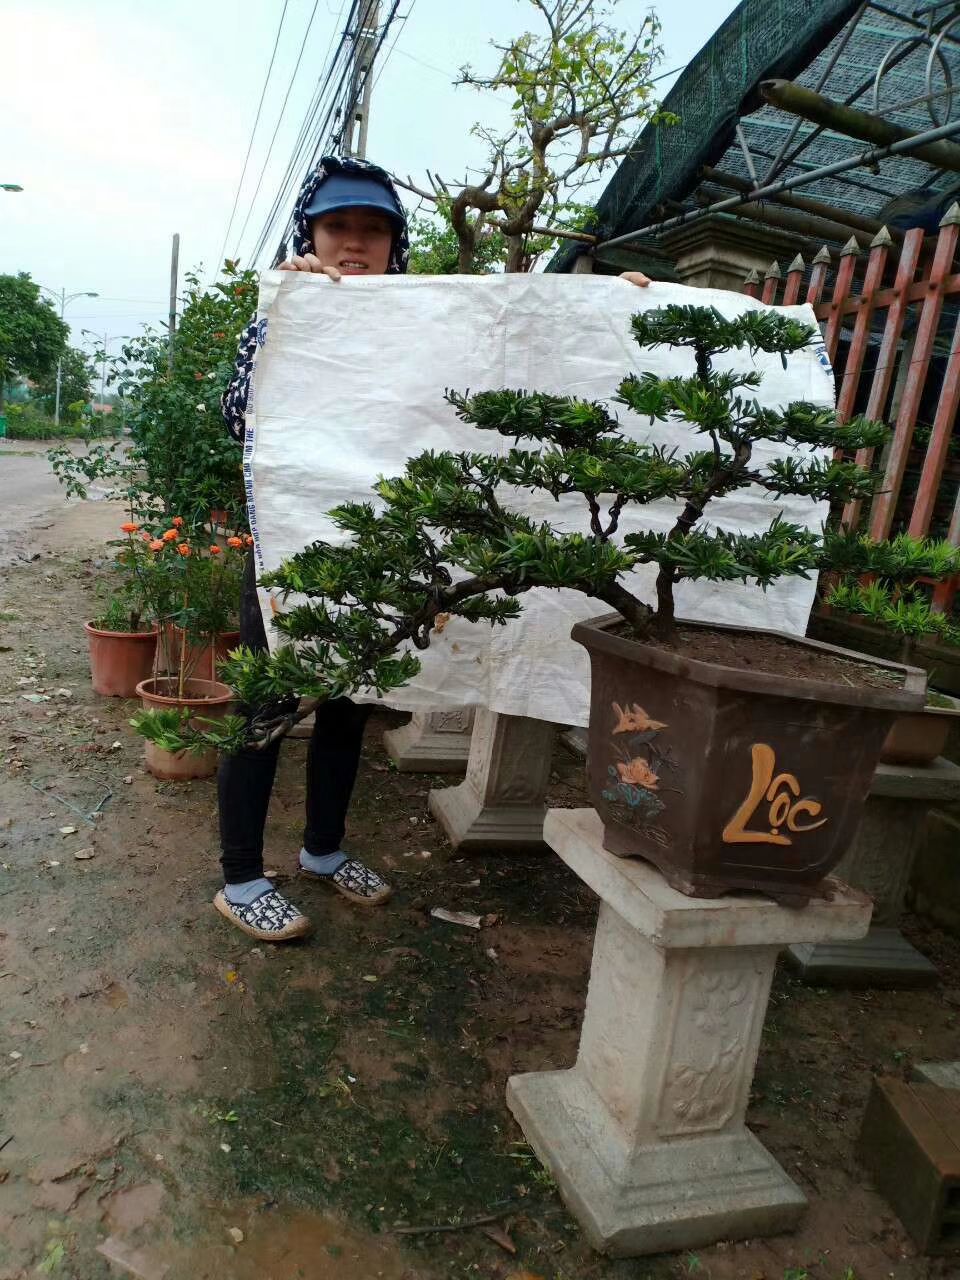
[826,548,960,765]
[84,522,160,698]
[127,521,242,780]
[139,304,934,901]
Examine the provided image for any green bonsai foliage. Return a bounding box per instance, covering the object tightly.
[826,533,960,678]
[135,304,948,756]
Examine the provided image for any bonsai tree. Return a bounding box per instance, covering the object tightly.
[826,543,960,703]
[133,304,951,757]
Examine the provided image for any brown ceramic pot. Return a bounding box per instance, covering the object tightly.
[85,621,158,698]
[573,614,927,905]
[135,676,234,781]
[157,628,241,681]
[880,696,960,766]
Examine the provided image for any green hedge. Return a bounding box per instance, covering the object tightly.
[3,403,121,441]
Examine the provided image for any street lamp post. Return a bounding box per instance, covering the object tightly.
[38,285,99,423]
[82,331,131,417]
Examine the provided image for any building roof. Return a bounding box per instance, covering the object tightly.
[551,0,960,272]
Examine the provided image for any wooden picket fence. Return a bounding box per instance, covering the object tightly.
[743,209,960,614]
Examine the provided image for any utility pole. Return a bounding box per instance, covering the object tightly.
[99,330,108,407]
[168,232,180,373]
[343,0,381,159]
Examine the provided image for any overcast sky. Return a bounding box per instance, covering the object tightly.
[1,0,739,361]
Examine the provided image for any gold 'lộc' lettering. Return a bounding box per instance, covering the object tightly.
[722,743,827,846]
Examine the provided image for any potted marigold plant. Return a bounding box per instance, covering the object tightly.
[129,520,246,780]
[84,521,160,697]
[826,547,960,765]
[137,304,938,901]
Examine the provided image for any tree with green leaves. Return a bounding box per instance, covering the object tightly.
[399,0,673,273]
[48,264,258,528]
[33,346,94,419]
[407,212,508,275]
[133,304,956,757]
[0,273,68,412]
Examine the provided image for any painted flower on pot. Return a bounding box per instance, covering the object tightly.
[613,702,666,736]
[602,700,676,831]
[616,756,660,789]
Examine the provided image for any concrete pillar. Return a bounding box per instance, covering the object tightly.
[657,214,806,293]
[506,808,872,1257]
[382,708,475,773]
[788,757,960,986]
[428,710,555,852]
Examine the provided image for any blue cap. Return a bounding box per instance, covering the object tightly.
[302,172,404,226]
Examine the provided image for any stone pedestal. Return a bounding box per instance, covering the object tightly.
[506,808,872,1257]
[912,1061,960,1089]
[428,710,555,851]
[288,711,314,740]
[383,708,475,773]
[788,758,960,987]
[910,807,960,936]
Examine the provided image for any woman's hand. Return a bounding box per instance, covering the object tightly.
[620,271,651,287]
[278,254,342,282]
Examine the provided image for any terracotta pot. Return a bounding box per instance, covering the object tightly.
[85,621,158,697]
[573,614,926,905]
[157,628,241,681]
[880,695,960,766]
[135,676,235,781]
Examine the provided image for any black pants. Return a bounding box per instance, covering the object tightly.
[218,555,371,885]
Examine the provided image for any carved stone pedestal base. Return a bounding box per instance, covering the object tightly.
[428,711,555,852]
[787,759,960,987]
[383,708,475,773]
[506,809,872,1257]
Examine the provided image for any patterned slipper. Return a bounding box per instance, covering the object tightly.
[301,858,392,907]
[214,888,312,942]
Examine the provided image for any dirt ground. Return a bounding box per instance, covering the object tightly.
[1,501,959,1280]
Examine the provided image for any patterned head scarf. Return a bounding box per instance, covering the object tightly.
[223,155,410,440]
[288,155,410,272]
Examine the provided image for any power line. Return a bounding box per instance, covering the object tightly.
[231,0,324,260]
[369,0,413,94]
[246,0,404,267]
[245,2,362,264]
[214,0,291,276]
[242,0,360,264]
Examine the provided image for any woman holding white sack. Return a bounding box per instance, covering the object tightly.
[215,154,650,943]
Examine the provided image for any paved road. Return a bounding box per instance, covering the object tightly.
[0,440,118,565]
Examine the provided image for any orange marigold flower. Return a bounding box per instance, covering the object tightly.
[617,757,660,790]
[171,516,184,528]
[194,371,204,381]
[213,331,225,339]
[162,529,178,542]
[209,545,222,555]
[226,536,244,548]
[141,531,152,542]
[243,534,254,547]
[120,522,139,533]
[177,543,191,557]
[149,539,164,552]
